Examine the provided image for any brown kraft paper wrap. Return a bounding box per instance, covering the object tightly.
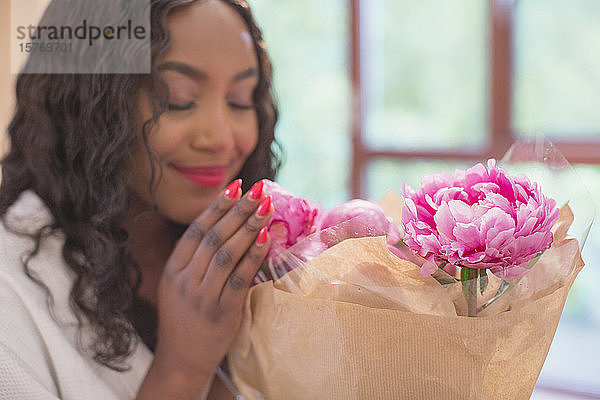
[229,205,584,400]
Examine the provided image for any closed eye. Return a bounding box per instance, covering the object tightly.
[228,102,256,110]
[168,101,195,111]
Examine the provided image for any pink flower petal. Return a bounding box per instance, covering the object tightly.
[401,158,559,280]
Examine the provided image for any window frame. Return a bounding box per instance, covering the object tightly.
[350,0,600,198]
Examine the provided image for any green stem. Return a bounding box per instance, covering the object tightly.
[461,267,479,317]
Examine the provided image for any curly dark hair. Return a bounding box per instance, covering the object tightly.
[0,0,280,371]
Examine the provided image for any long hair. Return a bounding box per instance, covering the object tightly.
[0,0,280,370]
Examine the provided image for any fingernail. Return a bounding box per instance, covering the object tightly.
[248,180,264,201]
[256,226,268,246]
[224,179,242,199]
[256,196,272,217]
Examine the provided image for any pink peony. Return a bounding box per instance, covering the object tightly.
[319,199,403,246]
[262,180,322,262]
[401,159,560,280]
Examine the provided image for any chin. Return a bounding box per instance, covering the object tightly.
[162,204,208,225]
[161,195,215,225]
[166,212,196,226]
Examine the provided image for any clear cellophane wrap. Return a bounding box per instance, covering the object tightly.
[228,135,593,400]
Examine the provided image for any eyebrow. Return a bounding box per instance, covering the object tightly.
[157,61,259,82]
[233,67,259,81]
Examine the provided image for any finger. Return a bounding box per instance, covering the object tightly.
[166,179,242,273]
[219,227,271,309]
[199,195,273,300]
[184,180,266,283]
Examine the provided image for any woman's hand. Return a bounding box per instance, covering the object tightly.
[137,180,272,400]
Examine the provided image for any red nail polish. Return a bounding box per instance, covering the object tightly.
[256,226,268,245]
[224,179,242,199]
[256,196,272,217]
[248,180,264,200]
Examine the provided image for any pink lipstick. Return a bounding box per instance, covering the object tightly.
[173,165,227,187]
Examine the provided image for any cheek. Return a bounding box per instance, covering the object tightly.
[125,143,153,207]
[235,117,259,158]
[144,121,185,162]
[129,123,181,188]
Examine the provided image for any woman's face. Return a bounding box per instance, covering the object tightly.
[128,0,259,224]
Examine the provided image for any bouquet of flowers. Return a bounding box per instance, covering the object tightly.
[228,137,592,400]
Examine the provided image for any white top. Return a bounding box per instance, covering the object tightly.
[0,191,153,399]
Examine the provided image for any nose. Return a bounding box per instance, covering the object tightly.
[189,101,234,152]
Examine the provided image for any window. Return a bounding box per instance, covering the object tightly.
[250,0,351,207]
[256,1,600,396]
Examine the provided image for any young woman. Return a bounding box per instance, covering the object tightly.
[0,0,280,398]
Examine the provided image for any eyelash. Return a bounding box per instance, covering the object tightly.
[228,102,256,110]
[168,101,195,111]
[167,101,256,112]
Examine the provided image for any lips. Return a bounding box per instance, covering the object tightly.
[172,165,228,187]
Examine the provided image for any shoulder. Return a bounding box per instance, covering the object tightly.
[0,191,72,395]
[0,272,148,400]
[1,190,55,236]
[0,190,70,308]
[0,271,60,395]
[0,190,61,274]
[0,191,153,399]
[0,190,85,364]
[0,190,65,306]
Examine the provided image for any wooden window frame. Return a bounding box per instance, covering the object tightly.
[350,0,600,198]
